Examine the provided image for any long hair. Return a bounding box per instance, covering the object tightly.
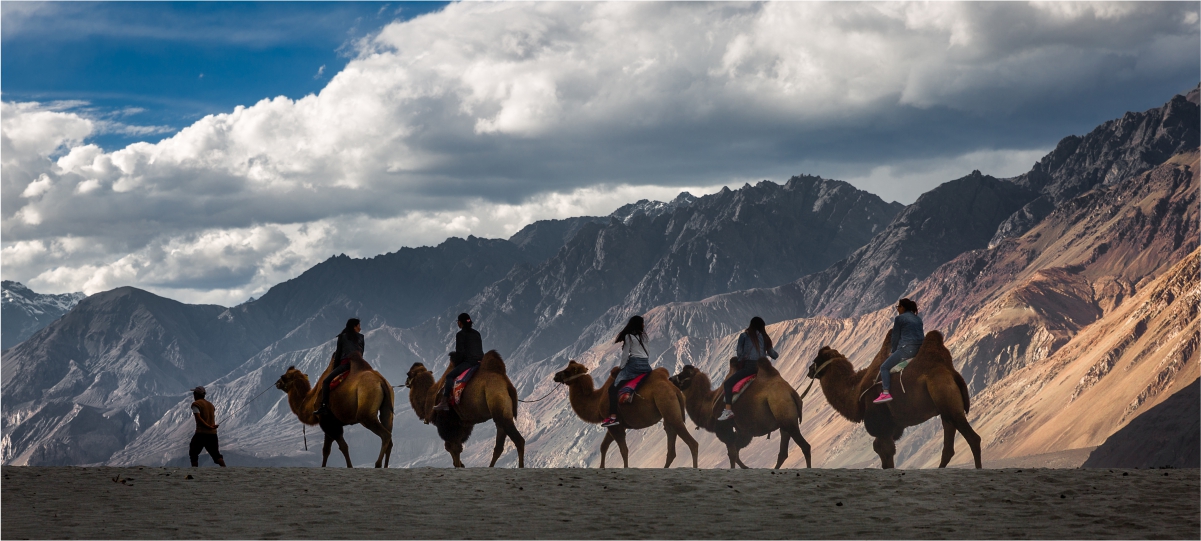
[746,316,772,351]
[339,318,361,337]
[898,298,918,314]
[457,312,473,330]
[614,315,646,347]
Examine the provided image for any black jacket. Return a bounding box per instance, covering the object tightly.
[334,331,365,362]
[450,328,484,366]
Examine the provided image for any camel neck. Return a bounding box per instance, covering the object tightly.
[682,372,720,431]
[286,377,319,425]
[409,374,436,421]
[565,374,607,423]
[818,358,865,422]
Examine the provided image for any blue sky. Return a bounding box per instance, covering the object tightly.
[2,2,448,150]
[2,2,1198,305]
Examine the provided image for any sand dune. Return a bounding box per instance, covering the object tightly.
[2,466,1197,539]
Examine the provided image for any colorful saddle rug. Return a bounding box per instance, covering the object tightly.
[451,367,477,406]
[731,375,756,404]
[617,372,649,404]
[329,371,349,391]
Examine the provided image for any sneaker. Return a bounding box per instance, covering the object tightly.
[600,415,620,428]
[717,409,735,422]
[873,392,893,404]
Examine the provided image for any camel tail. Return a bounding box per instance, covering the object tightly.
[509,382,519,420]
[953,371,970,414]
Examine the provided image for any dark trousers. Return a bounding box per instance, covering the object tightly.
[608,385,622,417]
[189,433,222,466]
[320,361,351,407]
[722,361,759,404]
[443,362,479,397]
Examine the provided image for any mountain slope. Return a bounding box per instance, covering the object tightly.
[2,281,86,350]
[1082,377,1199,469]
[991,86,1200,246]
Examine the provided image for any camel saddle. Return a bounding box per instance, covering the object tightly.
[451,366,477,406]
[328,371,350,391]
[731,375,755,404]
[617,372,650,404]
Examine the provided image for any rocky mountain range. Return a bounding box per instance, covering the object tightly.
[2,86,1197,469]
[1,281,86,350]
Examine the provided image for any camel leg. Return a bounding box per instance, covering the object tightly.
[930,378,984,469]
[726,444,739,469]
[655,391,699,468]
[938,417,957,468]
[336,436,352,468]
[610,427,630,468]
[360,416,393,469]
[321,435,334,467]
[663,422,678,468]
[498,418,525,468]
[599,431,614,468]
[873,436,896,469]
[490,422,508,468]
[780,423,812,468]
[774,429,791,469]
[949,412,982,469]
[445,441,465,468]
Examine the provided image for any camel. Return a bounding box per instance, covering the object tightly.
[551,360,699,468]
[404,350,525,468]
[274,359,395,468]
[806,331,981,469]
[669,358,812,469]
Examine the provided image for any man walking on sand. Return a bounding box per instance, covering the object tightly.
[189,386,226,467]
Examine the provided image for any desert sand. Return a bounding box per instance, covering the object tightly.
[2,466,1197,539]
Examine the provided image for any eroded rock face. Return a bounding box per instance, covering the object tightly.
[991,89,1200,246]
[1,281,86,350]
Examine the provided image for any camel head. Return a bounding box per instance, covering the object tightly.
[669,365,701,390]
[275,366,310,393]
[807,346,843,379]
[405,362,430,389]
[552,360,589,384]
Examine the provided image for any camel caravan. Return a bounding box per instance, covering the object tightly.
[270,298,982,469]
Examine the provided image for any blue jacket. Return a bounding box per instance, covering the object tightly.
[890,311,925,353]
[736,331,779,365]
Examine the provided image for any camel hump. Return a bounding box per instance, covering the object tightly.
[917,330,953,368]
[349,358,374,373]
[755,358,781,378]
[479,350,507,374]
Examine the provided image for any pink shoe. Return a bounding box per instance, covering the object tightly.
[873,392,893,404]
[600,415,620,428]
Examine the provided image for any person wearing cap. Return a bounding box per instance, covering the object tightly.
[434,312,484,412]
[316,318,364,416]
[189,386,226,467]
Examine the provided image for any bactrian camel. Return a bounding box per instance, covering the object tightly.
[275,359,395,467]
[806,331,981,468]
[670,358,812,469]
[404,350,526,468]
[552,360,699,468]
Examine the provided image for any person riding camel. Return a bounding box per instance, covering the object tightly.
[434,312,484,412]
[600,315,652,428]
[316,318,364,416]
[717,316,778,421]
[874,297,924,403]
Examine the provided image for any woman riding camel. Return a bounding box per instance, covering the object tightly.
[600,315,652,428]
[435,312,484,412]
[316,318,364,415]
[717,316,778,421]
[874,297,924,403]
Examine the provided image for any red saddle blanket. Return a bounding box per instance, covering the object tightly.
[617,373,649,404]
[731,375,755,404]
[329,372,349,391]
[452,367,477,406]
